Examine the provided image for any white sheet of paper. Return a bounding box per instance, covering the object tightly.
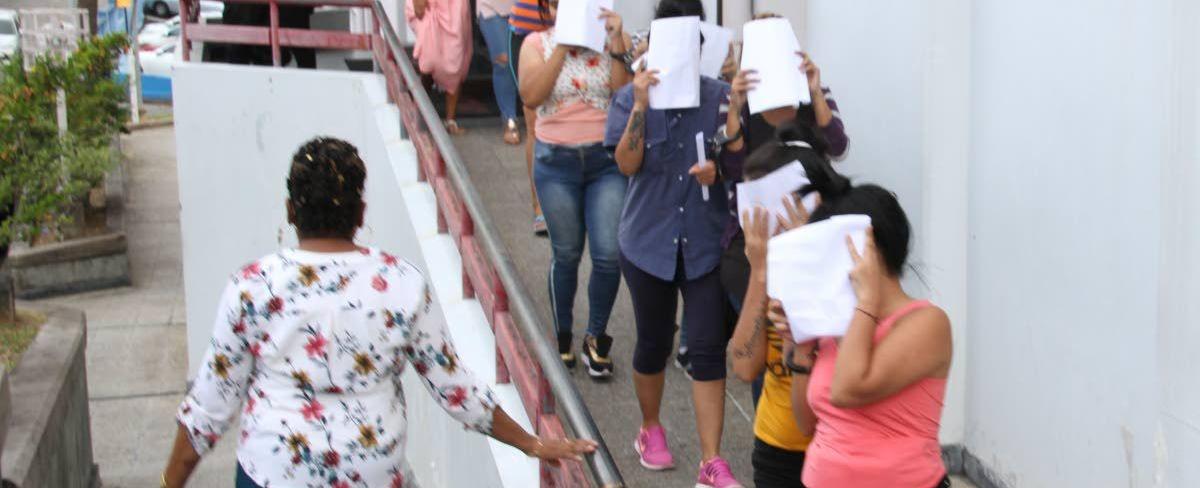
[740,18,810,114]
[647,16,701,110]
[553,0,610,53]
[699,22,733,79]
[766,215,871,342]
[736,161,820,235]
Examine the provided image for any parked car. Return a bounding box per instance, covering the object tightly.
[138,16,179,51]
[144,0,179,19]
[0,9,18,61]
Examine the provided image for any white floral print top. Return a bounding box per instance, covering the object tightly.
[177,248,498,488]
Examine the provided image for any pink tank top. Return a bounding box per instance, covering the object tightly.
[803,300,947,488]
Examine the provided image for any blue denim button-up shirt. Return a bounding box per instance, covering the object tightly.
[605,77,742,281]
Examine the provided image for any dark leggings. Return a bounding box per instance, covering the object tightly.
[752,437,807,488]
[620,251,728,381]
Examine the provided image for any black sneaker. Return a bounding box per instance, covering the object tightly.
[558,332,576,369]
[581,334,614,379]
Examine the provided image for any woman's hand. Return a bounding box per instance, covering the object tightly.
[600,9,625,52]
[413,0,428,19]
[720,43,739,81]
[632,65,660,109]
[767,299,790,334]
[778,193,816,232]
[527,437,599,466]
[742,207,771,272]
[688,160,717,186]
[729,69,758,115]
[846,227,884,314]
[800,51,822,95]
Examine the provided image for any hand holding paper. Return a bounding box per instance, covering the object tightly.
[699,22,734,79]
[736,161,820,235]
[740,17,810,114]
[766,215,871,343]
[647,16,701,110]
[554,0,612,53]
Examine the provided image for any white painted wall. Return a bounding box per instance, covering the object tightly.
[801,0,1200,486]
[173,63,536,488]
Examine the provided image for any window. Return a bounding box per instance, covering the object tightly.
[0,21,16,35]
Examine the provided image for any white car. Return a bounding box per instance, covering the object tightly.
[0,9,18,61]
[138,16,179,51]
[139,41,179,79]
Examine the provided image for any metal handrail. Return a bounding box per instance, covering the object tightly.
[369,3,623,486]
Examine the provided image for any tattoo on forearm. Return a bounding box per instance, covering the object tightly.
[733,315,767,359]
[625,110,645,151]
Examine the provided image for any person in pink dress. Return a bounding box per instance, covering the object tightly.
[407,0,473,135]
[766,182,955,488]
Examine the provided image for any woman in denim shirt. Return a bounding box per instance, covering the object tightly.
[604,2,747,486]
[517,0,632,379]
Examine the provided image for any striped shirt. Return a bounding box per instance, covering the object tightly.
[509,0,550,35]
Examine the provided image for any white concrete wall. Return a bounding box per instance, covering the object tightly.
[173,63,535,488]
[801,0,1200,486]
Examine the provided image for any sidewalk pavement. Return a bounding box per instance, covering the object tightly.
[36,126,237,487]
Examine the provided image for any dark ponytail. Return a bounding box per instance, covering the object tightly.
[743,119,849,205]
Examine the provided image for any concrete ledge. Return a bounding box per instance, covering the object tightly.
[7,234,131,299]
[0,366,10,480]
[1,305,99,488]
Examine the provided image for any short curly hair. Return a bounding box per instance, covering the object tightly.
[286,137,367,239]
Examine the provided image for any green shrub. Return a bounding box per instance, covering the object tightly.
[0,33,129,246]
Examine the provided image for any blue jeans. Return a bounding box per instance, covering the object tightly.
[479,15,518,121]
[534,142,627,339]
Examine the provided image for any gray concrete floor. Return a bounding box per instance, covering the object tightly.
[36,126,238,487]
[455,121,759,487]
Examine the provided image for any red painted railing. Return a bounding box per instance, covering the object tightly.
[178,1,622,487]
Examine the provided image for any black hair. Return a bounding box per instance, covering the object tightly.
[286,137,367,239]
[743,109,845,203]
[655,0,705,20]
[808,184,912,277]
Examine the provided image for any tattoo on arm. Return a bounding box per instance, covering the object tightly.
[733,315,767,359]
[625,110,645,151]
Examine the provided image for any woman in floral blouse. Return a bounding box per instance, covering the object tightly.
[160,137,595,487]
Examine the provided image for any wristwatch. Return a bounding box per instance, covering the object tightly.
[714,125,743,147]
[784,349,812,375]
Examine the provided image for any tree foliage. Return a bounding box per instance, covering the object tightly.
[0,33,129,246]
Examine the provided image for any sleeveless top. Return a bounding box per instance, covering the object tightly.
[803,300,948,488]
[535,29,614,118]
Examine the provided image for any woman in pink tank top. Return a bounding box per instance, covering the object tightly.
[768,184,954,488]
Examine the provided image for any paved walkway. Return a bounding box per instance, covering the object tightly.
[36,126,237,487]
[456,121,758,487]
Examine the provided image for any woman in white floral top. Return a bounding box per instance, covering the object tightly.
[160,137,595,487]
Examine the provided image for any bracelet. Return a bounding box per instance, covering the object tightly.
[783,349,812,375]
[161,473,170,488]
[855,307,879,322]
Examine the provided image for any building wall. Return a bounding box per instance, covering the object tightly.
[803,0,1200,486]
[173,64,521,488]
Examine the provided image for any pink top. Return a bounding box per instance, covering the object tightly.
[524,31,610,145]
[804,300,947,488]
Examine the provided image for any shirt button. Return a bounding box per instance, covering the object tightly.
[678,175,684,181]
[677,143,683,149]
[682,238,689,245]
[673,238,679,245]
[678,207,685,213]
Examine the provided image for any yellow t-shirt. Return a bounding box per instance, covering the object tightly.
[753,326,812,451]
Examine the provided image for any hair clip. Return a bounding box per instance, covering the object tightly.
[305,153,313,162]
[333,198,341,206]
[783,140,812,149]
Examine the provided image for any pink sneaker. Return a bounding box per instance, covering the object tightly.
[695,456,743,488]
[633,425,675,470]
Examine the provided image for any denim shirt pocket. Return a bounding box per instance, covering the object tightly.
[641,110,671,175]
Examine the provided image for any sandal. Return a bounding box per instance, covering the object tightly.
[444,119,466,135]
[503,118,521,145]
